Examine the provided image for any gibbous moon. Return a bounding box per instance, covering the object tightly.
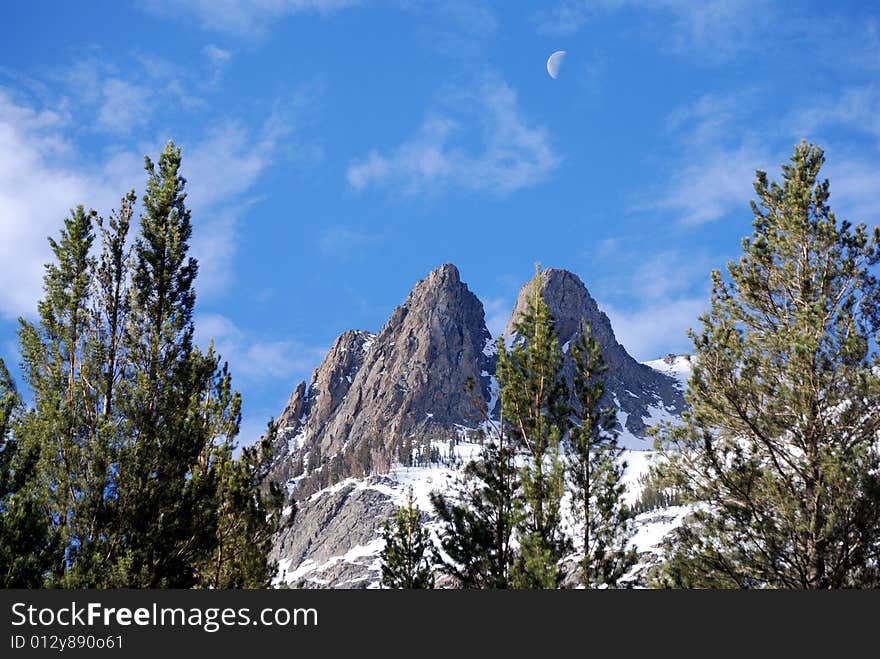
[547,50,566,79]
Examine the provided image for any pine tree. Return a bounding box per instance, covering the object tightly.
[17,205,114,585]
[431,377,520,588]
[199,417,288,588]
[569,325,636,588]
[94,191,134,418]
[111,141,274,587]
[380,488,434,589]
[497,266,570,588]
[3,143,283,588]
[652,142,880,588]
[431,425,520,588]
[0,358,54,586]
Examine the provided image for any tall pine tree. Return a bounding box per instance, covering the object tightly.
[569,325,636,588]
[653,142,880,588]
[3,143,284,588]
[114,141,226,587]
[497,266,570,588]
[18,205,115,585]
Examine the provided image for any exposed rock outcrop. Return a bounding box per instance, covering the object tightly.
[268,263,689,587]
[504,268,685,446]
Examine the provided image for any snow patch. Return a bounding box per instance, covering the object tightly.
[643,355,693,392]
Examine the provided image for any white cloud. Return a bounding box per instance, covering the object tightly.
[0,78,317,318]
[0,90,142,320]
[597,250,713,360]
[96,78,153,134]
[604,298,705,362]
[347,76,560,197]
[644,142,773,226]
[61,55,209,135]
[203,44,232,65]
[195,312,327,383]
[144,0,359,38]
[791,85,880,144]
[630,90,775,225]
[182,91,321,293]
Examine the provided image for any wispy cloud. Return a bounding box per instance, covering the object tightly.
[143,0,359,38]
[195,312,327,383]
[790,85,880,146]
[0,89,141,320]
[347,75,560,197]
[600,250,713,360]
[183,91,322,293]
[0,76,320,318]
[634,71,880,227]
[204,44,232,65]
[60,53,215,135]
[539,0,773,59]
[631,90,775,226]
[604,298,706,361]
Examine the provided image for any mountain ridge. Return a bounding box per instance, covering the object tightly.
[266,262,690,588]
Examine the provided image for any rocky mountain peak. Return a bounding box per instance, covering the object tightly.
[504,268,614,345]
[269,262,692,587]
[504,267,685,445]
[274,263,494,496]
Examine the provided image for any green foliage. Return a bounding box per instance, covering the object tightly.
[17,204,109,585]
[0,358,55,587]
[200,420,289,588]
[0,141,285,588]
[631,467,683,516]
[652,142,880,588]
[497,266,570,588]
[431,427,521,588]
[380,488,434,589]
[570,325,636,587]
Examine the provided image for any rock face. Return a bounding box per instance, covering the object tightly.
[505,269,685,445]
[269,263,494,494]
[272,479,397,588]
[268,329,374,486]
[268,263,688,587]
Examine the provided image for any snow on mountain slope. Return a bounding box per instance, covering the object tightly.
[643,354,694,392]
[272,438,685,588]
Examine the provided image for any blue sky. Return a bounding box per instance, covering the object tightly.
[2,0,879,443]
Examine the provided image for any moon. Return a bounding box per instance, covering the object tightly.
[547,50,566,79]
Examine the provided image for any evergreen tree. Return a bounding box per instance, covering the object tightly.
[18,205,113,585]
[198,395,287,588]
[3,142,283,588]
[569,325,636,587]
[652,142,880,588]
[380,488,434,589]
[496,266,570,588]
[113,141,226,587]
[430,422,520,588]
[0,358,54,586]
[94,191,134,418]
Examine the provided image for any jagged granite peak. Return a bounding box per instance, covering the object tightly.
[268,264,692,588]
[505,268,685,445]
[315,264,492,452]
[269,329,374,485]
[278,263,494,495]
